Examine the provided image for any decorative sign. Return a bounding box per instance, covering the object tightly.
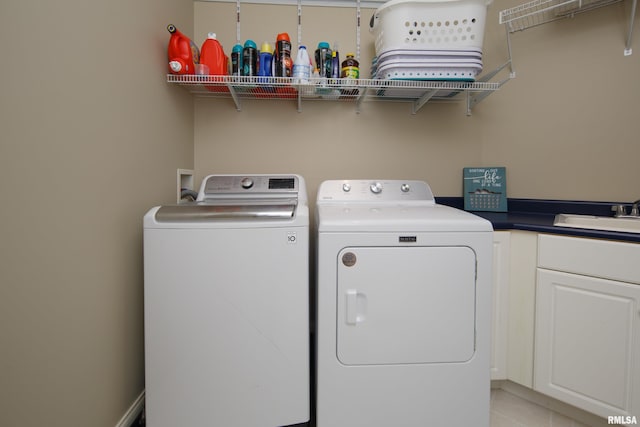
[463,167,507,212]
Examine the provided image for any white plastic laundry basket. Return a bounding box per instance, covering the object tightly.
[370,0,493,55]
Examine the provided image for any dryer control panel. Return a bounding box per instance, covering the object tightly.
[317,179,435,204]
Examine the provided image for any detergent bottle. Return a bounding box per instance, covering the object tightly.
[315,42,332,79]
[273,33,292,77]
[199,32,228,75]
[167,24,200,74]
[258,41,273,82]
[242,39,258,77]
[231,44,243,76]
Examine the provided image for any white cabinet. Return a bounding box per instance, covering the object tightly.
[506,231,538,388]
[488,230,538,385]
[491,232,510,380]
[489,230,538,386]
[534,234,640,419]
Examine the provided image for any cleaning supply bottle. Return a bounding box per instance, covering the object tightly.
[167,24,200,74]
[242,39,258,76]
[258,41,273,82]
[293,45,311,84]
[331,42,340,80]
[315,42,332,79]
[341,53,360,79]
[231,44,243,76]
[273,33,292,77]
[199,32,228,75]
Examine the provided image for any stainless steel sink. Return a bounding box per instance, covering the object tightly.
[554,214,640,233]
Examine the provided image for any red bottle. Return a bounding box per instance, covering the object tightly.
[200,32,228,75]
[167,24,200,74]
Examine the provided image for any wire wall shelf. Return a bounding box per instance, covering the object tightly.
[499,0,636,54]
[167,74,504,115]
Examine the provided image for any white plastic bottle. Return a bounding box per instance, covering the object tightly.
[292,45,311,84]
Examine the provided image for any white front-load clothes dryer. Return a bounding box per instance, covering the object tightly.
[144,174,310,427]
[315,179,493,427]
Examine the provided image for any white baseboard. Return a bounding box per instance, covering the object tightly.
[115,390,145,427]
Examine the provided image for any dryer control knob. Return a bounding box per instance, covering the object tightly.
[241,178,254,189]
[401,183,410,192]
[370,182,383,194]
[342,183,351,192]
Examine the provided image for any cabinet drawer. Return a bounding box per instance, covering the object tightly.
[538,234,640,284]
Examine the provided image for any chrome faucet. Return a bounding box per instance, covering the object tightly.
[612,199,640,217]
[612,204,627,217]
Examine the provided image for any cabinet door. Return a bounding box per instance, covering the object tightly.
[491,231,510,380]
[534,269,640,419]
[507,231,538,388]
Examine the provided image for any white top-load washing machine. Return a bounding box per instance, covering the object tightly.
[144,174,310,427]
[315,179,493,427]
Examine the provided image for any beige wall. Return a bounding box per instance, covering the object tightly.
[0,0,637,425]
[194,0,640,204]
[0,0,194,426]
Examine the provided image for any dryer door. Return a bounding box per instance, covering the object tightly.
[336,246,476,365]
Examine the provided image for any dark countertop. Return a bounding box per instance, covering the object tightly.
[436,197,640,244]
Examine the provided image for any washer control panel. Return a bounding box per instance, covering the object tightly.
[197,175,301,203]
[318,179,435,203]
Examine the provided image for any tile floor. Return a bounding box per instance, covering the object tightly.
[137,389,607,427]
[491,389,597,427]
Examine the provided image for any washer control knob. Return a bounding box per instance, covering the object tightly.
[342,183,351,192]
[241,178,254,189]
[370,182,383,194]
[401,183,410,193]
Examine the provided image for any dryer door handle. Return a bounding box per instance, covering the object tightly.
[346,289,367,325]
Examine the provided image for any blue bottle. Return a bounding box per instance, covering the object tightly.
[258,41,273,83]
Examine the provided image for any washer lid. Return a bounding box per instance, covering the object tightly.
[154,201,297,222]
